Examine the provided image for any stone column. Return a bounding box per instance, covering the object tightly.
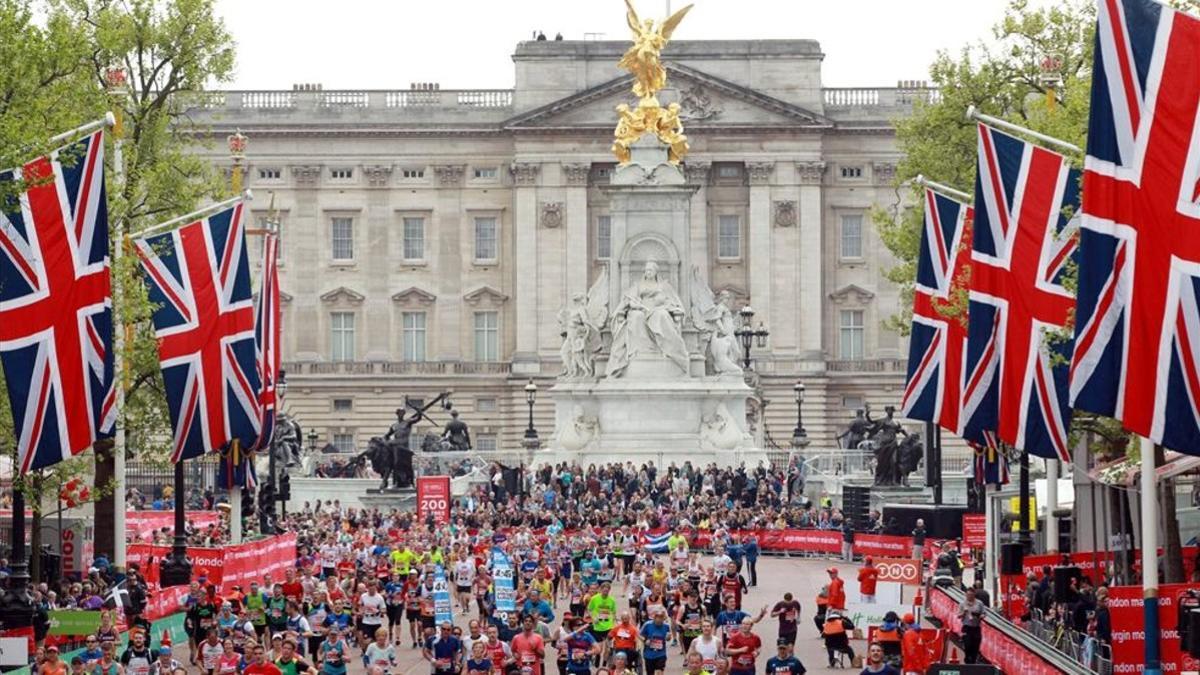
[747,161,774,334]
[797,161,826,357]
[511,162,541,373]
[433,164,465,361]
[364,165,393,360]
[563,163,590,302]
[685,162,711,285]
[291,165,321,358]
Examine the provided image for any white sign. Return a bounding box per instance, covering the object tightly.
[841,603,906,631]
[0,636,29,666]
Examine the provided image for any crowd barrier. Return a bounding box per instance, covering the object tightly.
[125,510,221,543]
[127,532,297,620]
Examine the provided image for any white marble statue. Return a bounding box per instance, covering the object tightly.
[557,269,609,378]
[699,402,743,451]
[607,259,689,378]
[555,405,600,451]
[690,267,743,375]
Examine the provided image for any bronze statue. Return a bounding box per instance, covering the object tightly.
[838,408,871,451]
[357,408,419,489]
[868,406,910,487]
[441,410,472,452]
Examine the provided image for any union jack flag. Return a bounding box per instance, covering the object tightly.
[902,188,974,434]
[0,130,115,473]
[972,431,1010,486]
[1070,0,1200,453]
[252,230,280,451]
[961,123,1078,462]
[134,203,261,462]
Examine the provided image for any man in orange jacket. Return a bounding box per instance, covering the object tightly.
[900,613,928,675]
[858,557,879,604]
[826,568,846,610]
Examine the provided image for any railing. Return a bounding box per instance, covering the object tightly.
[826,358,908,373]
[320,91,368,108]
[1024,608,1113,674]
[126,456,220,500]
[822,87,941,108]
[283,360,513,376]
[186,89,515,114]
[241,91,296,109]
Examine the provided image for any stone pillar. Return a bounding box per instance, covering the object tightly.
[291,165,321,359]
[747,161,774,334]
[364,165,393,360]
[563,163,590,302]
[685,162,711,285]
[797,161,826,357]
[433,164,465,361]
[511,162,541,373]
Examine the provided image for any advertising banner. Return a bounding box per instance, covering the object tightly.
[852,534,914,558]
[1108,583,1200,673]
[125,511,221,543]
[493,550,516,618]
[872,558,922,586]
[961,514,986,549]
[47,610,102,636]
[417,476,452,525]
[433,566,454,626]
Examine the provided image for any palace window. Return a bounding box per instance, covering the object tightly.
[332,433,355,453]
[841,214,864,259]
[477,397,497,413]
[596,215,612,260]
[330,167,354,180]
[842,395,864,410]
[473,166,498,179]
[474,311,499,361]
[257,167,281,180]
[718,214,741,259]
[477,435,498,453]
[402,311,427,362]
[330,312,355,362]
[331,217,354,261]
[403,216,425,261]
[401,168,425,179]
[840,165,864,179]
[333,398,353,412]
[474,216,498,262]
[839,309,865,360]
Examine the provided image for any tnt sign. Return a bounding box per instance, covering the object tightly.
[417,476,451,525]
[873,558,923,586]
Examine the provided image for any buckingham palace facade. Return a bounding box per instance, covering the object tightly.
[190,39,933,458]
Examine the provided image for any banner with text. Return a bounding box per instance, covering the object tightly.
[961,514,986,549]
[493,550,516,618]
[418,476,452,525]
[1107,583,1200,673]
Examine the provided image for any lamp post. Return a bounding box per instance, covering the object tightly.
[0,458,35,636]
[159,458,191,587]
[734,306,770,370]
[791,381,809,449]
[264,370,287,531]
[523,380,539,451]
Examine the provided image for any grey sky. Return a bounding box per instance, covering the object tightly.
[214,0,1041,90]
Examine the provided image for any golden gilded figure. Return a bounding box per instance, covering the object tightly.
[612,0,694,165]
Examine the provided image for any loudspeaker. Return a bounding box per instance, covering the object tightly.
[1000,542,1024,575]
[1054,566,1082,603]
[1187,609,1200,658]
[843,486,871,530]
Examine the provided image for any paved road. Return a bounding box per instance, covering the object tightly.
[313,556,911,675]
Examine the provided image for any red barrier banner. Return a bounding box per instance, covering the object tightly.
[127,543,225,587]
[873,558,922,585]
[1107,583,1200,673]
[961,514,986,549]
[759,529,842,554]
[929,586,1060,674]
[1024,547,1199,582]
[999,573,1027,621]
[852,533,913,558]
[218,533,297,594]
[126,511,221,543]
[417,476,452,525]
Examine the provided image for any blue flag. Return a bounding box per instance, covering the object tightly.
[493,549,516,618]
[433,566,453,626]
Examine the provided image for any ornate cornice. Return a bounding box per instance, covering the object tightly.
[683,161,711,185]
[510,162,540,185]
[291,165,322,185]
[463,285,510,306]
[391,286,437,307]
[319,286,366,305]
[562,163,590,186]
[363,164,393,187]
[872,161,898,185]
[747,161,775,186]
[796,161,827,186]
[433,165,465,186]
[828,283,875,304]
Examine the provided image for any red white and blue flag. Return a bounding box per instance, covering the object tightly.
[961,123,1078,462]
[972,431,1010,486]
[1070,0,1200,453]
[902,188,974,434]
[252,230,281,452]
[134,203,261,462]
[0,130,115,473]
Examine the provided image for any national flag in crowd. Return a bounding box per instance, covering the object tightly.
[972,430,1010,486]
[252,229,281,452]
[1070,0,1200,454]
[217,439,258,490]
[0,130,115,473]
[134,202,261,462]
[961,122,1078,462]
[902,188,974,435]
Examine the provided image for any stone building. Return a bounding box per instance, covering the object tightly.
[190,39,939,460]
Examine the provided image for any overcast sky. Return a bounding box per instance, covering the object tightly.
[213,0,1046,90]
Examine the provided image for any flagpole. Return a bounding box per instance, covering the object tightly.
[913,174,972,203]
[134,191,252,239]
[106,69,129,574]
[226,132,247,545]
[1046,458,1059,554]
[1141,436,1163,675]
[965,106,1082,155]
[49,113,116,145]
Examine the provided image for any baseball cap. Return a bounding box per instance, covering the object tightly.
[776,638,790,647]
[826,567,838,574]
[864,556,873,564]
[158,647,172,657]
[902,613,915,624]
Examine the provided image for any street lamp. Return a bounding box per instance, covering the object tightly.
[792,381,809,449]
[734,306,770,370]
[307,430,318,454]
[264,370,287,530]
[523,379,539,450]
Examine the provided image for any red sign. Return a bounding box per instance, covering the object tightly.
[417,476,452,525]
[852,533,913,558]
[961,513,986,549]
[1107,583,1200,673]
[873,557,922,585]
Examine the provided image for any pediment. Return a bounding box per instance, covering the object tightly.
[463,285,509,306]
[319,286,364,304]
[504,63,832,131]
[828,284,875,304]
[391,286,437,306]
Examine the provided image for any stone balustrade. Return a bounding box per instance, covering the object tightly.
[822,87,941,109]
[283,360,513,376]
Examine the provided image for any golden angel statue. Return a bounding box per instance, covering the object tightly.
[619,0,693,100]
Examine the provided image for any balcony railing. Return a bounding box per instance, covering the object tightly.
[822,87,941,108]
[185,89,515,114]
[826,358,908,373]
[283,360,512,376]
